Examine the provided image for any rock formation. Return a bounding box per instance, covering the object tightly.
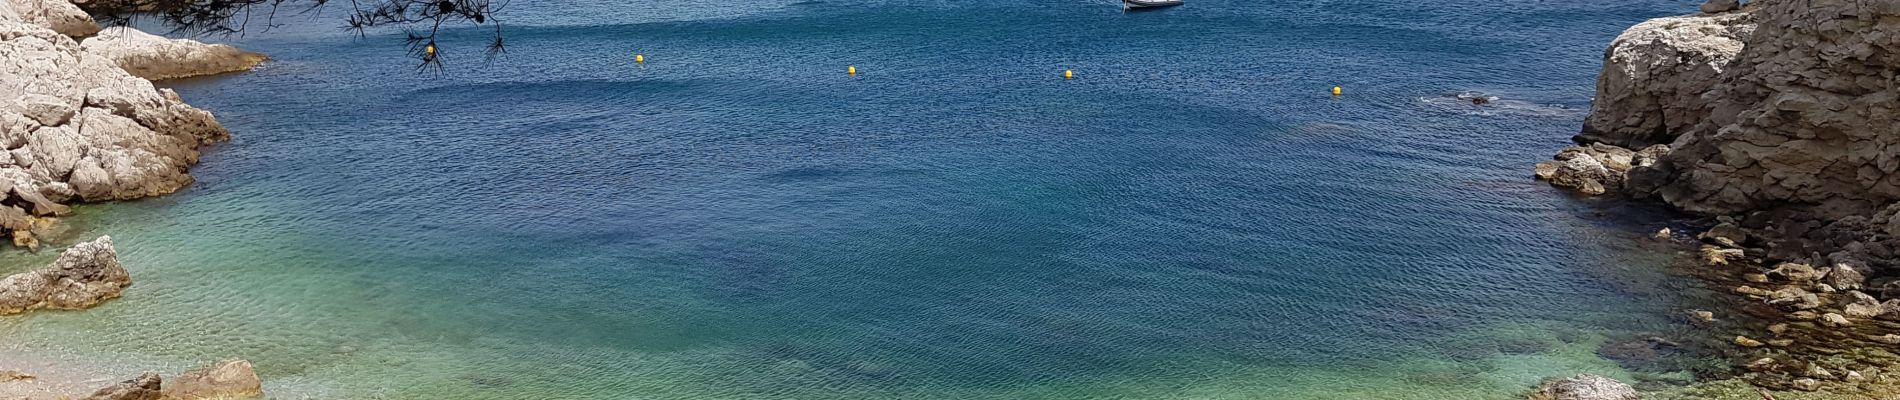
[4,0,98,38]
[1630,0,1900,218]
[1528,374,1638,400]
[81,372,161,400]
[161,358,262,400]
[1535,0,1900,395]
[1574,11,1754,149]
[56,358,262,400]
[1,0,258,248]
[1700,0,1740,14]
[1534,142,1668,195]
[0,236,128,314]
[1538,0,1900,262]
[1547,0,1900,220]
[82,27,268,81]
[1539,0,1900,254]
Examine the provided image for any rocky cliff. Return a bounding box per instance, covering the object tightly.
[1535,0,1900,394]
[1540,0,1900,249]
[1,0,260,248]
[1630,0,1900,219]
[1574,11,1754,149]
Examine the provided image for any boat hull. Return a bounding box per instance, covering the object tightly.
[1123,0,1183,8]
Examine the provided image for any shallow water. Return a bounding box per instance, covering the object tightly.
[2,0,1720,398]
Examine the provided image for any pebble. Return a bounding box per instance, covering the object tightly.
[1792,378,1820,391]
[1822,312,1852,327]
[1689,309,1715,322]
[1746,357,1777,371]
[1806,364,1835,379]
[1734,285,1771,296]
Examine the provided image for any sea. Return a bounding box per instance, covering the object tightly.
[0,0,1724,398]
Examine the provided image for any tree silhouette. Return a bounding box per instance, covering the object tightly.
[81,0,506,72]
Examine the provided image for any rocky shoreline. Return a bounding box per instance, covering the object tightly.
[1534,0,1900,398]
[1,0,266,397]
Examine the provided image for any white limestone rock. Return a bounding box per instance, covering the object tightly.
[82,27,267,81]
[1576,11,1754,149]
[5,0,98,38]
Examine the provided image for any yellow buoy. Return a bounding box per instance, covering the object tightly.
[848,65,858,75]
[635,53,645,64]
[1332,86,1342,96]
[424,44,436,57]
[1064,69,1074,80]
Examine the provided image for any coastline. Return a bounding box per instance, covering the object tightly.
[2,0,1895,398]
[1,0,267,397]
[1534,0,1900,398]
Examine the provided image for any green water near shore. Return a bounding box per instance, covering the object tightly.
[0,197,1709,399]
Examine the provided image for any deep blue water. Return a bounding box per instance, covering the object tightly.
[1,1,1719,398]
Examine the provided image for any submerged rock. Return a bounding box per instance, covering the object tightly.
[1688,309,1715,323]
[162,358,262,400]
[1529,374,1638,400]
[81,27,267,81]
[0,236,128,314]
[1597,336,1693,372]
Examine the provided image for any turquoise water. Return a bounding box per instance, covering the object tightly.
[0,0,1721,398]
